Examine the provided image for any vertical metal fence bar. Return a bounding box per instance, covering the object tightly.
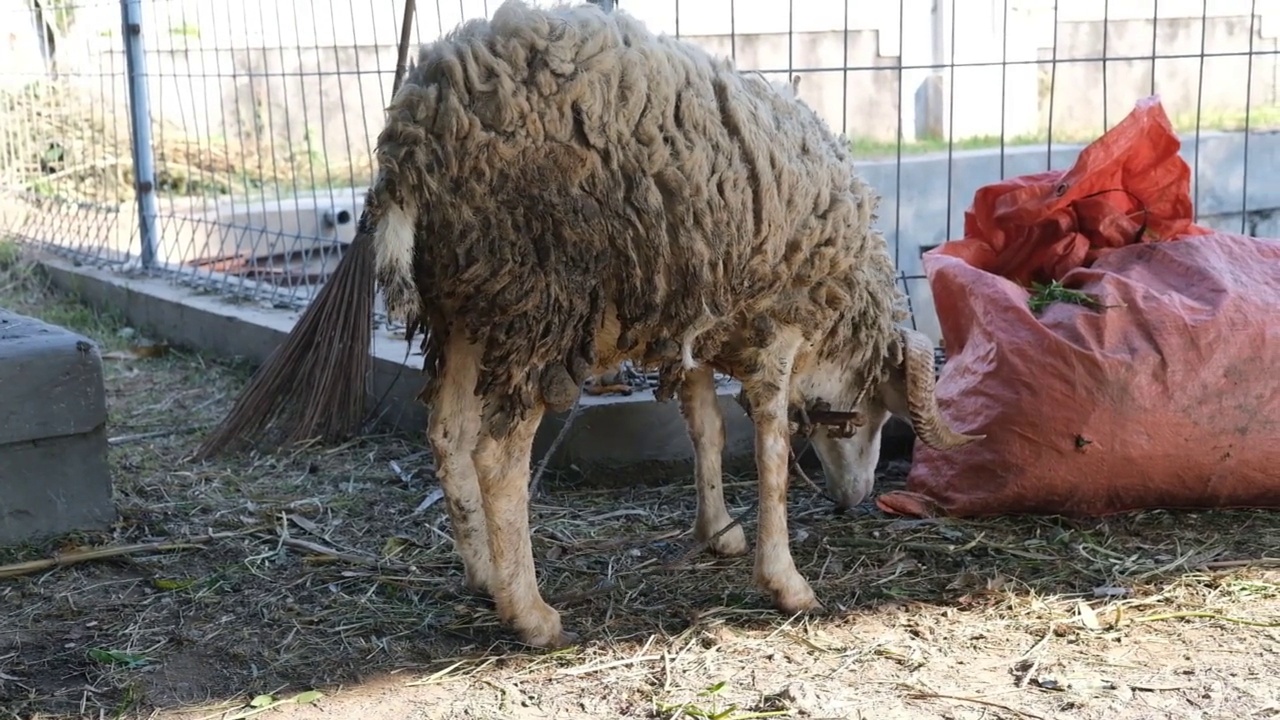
[786,0,793,83]
[998,0,1009,179]
[942,0,957,243]
[434,0,445,50]
[1191,0,1209,223]
[120,0,158,269]
[840,0,848,136]
[729,0,736,62]
[1150,0,1160,96]
[1101,0,1110,132]
[396,1,419,94]
[892,0,905,267]
[893,0,912,328]
[1241,0,1258,235]
[1045,0,1060,171]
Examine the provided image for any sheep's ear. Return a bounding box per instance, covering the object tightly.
[790,74,802,94]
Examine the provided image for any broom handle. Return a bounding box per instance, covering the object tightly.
[393,0,418,97]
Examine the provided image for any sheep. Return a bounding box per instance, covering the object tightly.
[365,0,982,648]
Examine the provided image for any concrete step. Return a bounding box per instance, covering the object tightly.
[0,308,114,546]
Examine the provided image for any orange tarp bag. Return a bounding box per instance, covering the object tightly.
[877,96,1280,519]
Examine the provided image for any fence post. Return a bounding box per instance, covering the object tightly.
[120,0,159,270]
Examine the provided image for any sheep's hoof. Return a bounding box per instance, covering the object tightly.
[710,528,749,557]
[758,571,824,615]
[510,602,579,649]
[519,625,580,650]
[696,522,749,557]
[773,588,825,616]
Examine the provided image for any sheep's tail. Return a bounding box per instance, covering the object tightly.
[370,190,420,327]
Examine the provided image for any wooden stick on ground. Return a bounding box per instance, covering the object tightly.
[270,535,414,573]
[0,531,249,580]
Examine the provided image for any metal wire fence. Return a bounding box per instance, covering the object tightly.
[1,0,1277,345]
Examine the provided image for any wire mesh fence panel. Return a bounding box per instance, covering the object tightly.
[121,0,407,309]
[623,0,1277,344]
[0,0,137,268]
[2,0,1277,346]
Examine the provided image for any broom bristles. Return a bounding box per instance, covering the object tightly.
[194,0,415,460]
[194,232,377,459]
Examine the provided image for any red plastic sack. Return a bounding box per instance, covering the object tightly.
[878,96,1280,519]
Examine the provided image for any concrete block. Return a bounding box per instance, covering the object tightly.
[531,386,758,485]
[0,309,114,546]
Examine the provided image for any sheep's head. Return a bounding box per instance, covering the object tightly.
[738,326,983,510]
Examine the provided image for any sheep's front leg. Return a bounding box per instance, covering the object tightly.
[426,335,492,594]
[679,365,748,557]
[742,340,822,614]
[473,403,577,649]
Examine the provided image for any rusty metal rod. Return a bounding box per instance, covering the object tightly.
[393,0,418,97]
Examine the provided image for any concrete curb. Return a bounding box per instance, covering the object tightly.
[36,255,915,483]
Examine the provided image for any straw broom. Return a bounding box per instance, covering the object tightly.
[193,1,419,459]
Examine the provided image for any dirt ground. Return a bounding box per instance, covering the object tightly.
[2,250,1280,720]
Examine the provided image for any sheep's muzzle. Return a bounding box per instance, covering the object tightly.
[900,327,985,450]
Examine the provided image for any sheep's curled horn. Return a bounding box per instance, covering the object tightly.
[899,327,985,450]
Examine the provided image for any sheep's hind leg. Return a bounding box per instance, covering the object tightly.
[426,334,493,595]
[473,400,576,649]
[679,365,748,557]
[741,332,822,614]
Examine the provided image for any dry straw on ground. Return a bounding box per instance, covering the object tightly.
[2,249,1280,720]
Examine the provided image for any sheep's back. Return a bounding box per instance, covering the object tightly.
[377,0,904,425]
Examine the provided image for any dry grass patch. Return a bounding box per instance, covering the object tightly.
[1,246,1279,720]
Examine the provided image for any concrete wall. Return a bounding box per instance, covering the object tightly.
[1039,15,1280,140]
[7,1,1280,346]
[119,5,1279,150]
[683,29,905,143]
[12,0,1279,171]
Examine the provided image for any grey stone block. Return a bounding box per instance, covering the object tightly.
[0,308,114,546]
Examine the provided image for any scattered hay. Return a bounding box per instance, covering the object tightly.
[3,248,1280,719]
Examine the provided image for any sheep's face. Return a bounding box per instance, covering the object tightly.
[786,364,895,512]
[735,356,890,511]
[822,327,984,508]
[804,391,894,511]
[740,327,984,510]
